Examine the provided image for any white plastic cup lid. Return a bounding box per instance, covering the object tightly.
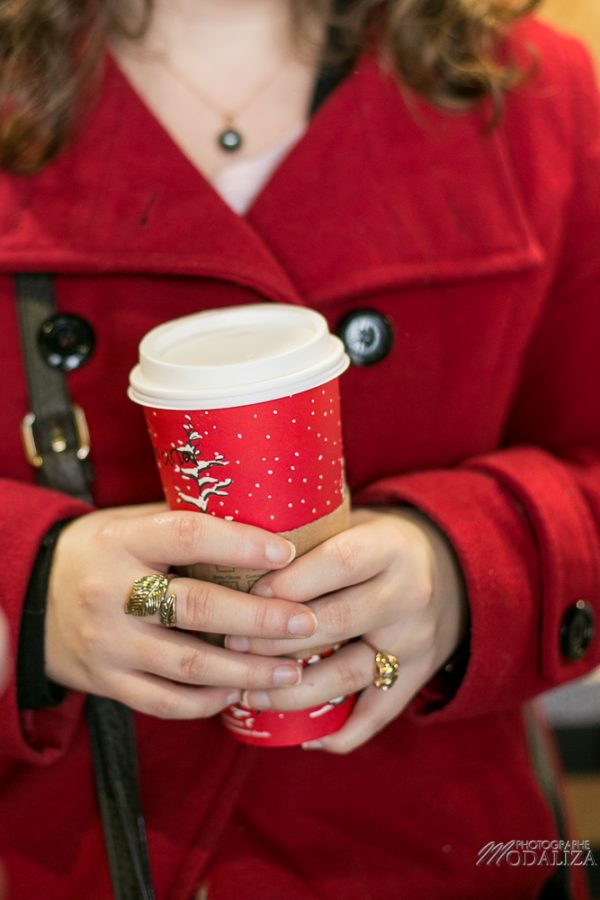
[128,304,350,410]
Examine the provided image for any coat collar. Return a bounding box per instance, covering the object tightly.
[0,50,544,304]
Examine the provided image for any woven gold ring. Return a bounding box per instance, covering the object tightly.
[125,574,177,628]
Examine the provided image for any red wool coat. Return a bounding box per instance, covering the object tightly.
[0,17,599,900]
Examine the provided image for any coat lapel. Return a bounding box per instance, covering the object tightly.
[247,54,545,306]
[0,50,544,304]
[0,55,301,303]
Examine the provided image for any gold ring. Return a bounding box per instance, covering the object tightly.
[363,641,399,690]
[125,574,176,624]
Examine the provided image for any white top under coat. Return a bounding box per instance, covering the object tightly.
[211,123,306,214]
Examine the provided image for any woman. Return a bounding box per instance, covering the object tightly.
[0,1,599,898]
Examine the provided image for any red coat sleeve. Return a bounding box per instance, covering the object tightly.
[0,479,90,764]
[355,39,600,720]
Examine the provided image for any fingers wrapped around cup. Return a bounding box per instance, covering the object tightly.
[241,638,402,713]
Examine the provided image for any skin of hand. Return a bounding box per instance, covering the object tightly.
[45,503,319,719]
[226,507,469,753]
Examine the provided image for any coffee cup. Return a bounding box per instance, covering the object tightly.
[129,303,353,746]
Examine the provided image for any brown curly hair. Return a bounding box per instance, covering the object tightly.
[0,0,540,174]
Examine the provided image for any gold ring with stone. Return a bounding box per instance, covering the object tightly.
[373,650,399,690]
[125,574,175,623]
[363,641,399,690]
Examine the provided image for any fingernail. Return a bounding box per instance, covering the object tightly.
[247,691,271,709]
[288,611,317,636]
[265,539,296,565]
[273,664,302,686]
[302,741,323,751]
[251,582,273,598]
[225,635,249,652]
[227,691,241,706]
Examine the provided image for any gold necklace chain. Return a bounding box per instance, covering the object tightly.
[156,53,290,153]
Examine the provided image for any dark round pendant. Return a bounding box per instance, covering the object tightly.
[218,127,243,152]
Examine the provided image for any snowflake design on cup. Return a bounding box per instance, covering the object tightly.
[173,415,233,512]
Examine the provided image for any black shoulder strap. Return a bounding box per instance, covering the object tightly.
[15,273,155,900]
[15,274,94,502]
[87,697,156,900]
[309,3,359,118]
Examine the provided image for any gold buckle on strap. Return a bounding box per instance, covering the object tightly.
[21,404,91,469]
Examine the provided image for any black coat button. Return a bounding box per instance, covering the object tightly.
[336,309,393,366]
[38,314,95,372]
[560,600,595,661]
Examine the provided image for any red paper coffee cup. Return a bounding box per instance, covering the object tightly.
[129,304,353,746]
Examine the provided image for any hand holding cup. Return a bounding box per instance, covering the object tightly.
[233,506,468,754]
[45,504,316,719]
